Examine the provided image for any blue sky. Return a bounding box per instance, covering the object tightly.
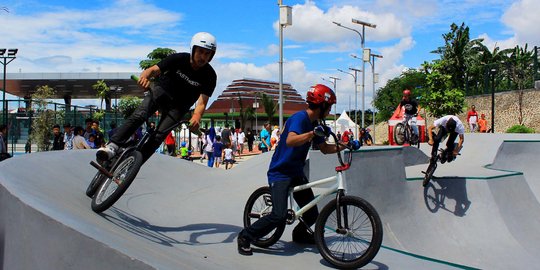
[1,0,539,113]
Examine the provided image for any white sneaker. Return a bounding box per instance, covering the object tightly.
[96,143,118,161]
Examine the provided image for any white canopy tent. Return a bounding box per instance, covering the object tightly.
[325,110,358,138]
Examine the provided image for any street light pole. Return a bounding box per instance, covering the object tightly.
[322,76,340,131]
[350,67,362,136]
[337,68,358,136]
[369,53,383,143]
[1,48,18,127]
[490,68,497,133]
[278,1,292,130]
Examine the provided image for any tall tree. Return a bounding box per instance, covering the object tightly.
[92,79,111,111]
[421,61,465,117]
[30,85,56,151]
[431,22,482,90]
[504,44,535,124]
[258,93,277,125]
[139,48,176,70]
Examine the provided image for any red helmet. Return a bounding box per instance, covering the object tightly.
[403,89,411,96]
[307,84,336,106]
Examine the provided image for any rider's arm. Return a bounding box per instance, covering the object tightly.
[189,94,209,131]
[454,134,464,155]
[139,65,161,89]
[318,142,346,154]
[427,125,436,145]
[286,131,315,147]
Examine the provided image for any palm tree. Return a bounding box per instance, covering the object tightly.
[92,80,111,111]
[258,93,278,124]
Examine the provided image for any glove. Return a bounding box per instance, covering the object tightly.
[348,140,361,150]
[313,125,331,137]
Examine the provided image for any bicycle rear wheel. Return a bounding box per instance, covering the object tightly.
[393,123,406,145]
[315,196,383,269]
[243,186,286,248]
[91,150,143,213]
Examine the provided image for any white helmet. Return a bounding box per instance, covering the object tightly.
[190,32,217,62]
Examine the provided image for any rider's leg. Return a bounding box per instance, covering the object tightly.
[291,176,318,244]
[98,95,158,161]
[445,132,458,162]
[239,180,290,242]
[431,128,445,159]
[140,107,186,164]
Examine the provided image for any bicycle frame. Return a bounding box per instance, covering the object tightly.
[289,172,344,219]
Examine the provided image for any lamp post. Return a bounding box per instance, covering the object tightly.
[1,48,18,128]
[368,53,383,142]
[334,20,376,129]
[110,85,123,124]
[253,93,259,135]
[490,67,497,133]
[278,1,292,130]
[337,68,358,137]
[322,76,340,131]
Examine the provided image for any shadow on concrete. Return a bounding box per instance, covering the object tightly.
[423,177,471,217]
[102,207,243,246]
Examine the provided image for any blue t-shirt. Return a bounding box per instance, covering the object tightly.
[212,142,224,157]
[260,128,270,148]
[267,110,324,183]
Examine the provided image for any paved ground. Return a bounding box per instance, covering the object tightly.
[1,133,539,269]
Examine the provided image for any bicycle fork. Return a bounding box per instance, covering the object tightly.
[335,189,349,235]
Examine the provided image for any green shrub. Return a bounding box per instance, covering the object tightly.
[506,125,535,133]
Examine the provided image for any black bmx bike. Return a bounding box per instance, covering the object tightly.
[422,145,460,187]
[242,126,383,269]
[393,113,420,148]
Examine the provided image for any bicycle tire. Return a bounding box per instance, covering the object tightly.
[422,161,437,187]
[91,150,143,213]
[242,186,286,248]
[393,123,406,145]
[86,170,106,198]
[315,196,383,269]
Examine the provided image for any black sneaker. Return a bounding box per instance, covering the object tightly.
[237,234,253,256]
[439,153,447,164]
[292,230,316,245]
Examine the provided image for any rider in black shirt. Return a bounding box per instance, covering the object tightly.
[397,89,419,137]
[97,32,217,163]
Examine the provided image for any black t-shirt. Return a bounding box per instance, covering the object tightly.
[400,99,418,115]
[156,53,217,110]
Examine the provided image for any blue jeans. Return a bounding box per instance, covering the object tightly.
[241,176,318,241]
[207,153,214,167]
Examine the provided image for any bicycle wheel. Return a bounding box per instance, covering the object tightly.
[243,186,286,248]
[315,196,383,269]
[91,150,143,213]
[393,123,406,145]
[422,161,437,187]
[86,170,106,198]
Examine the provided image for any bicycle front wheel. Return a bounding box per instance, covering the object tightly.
[422,161,437,187]
[91,150,143,213]
[393,123,406,145]
[243,186,286,248]
[315,196,383,269]
[86,170,106,198]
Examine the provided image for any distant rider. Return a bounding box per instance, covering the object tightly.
[427,115,465,163]
[397,89,419,138]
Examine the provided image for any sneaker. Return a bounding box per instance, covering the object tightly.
[97,143,118,162]
[439,153,447,164]
[237,234,253,256]
[292,230,316,245]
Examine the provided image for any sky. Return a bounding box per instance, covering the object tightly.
[1,0,539,113]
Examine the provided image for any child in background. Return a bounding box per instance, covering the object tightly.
[212,135,224,168]
[180,141,191,160]
[223,143,235,170]
[478,113,488,133]
[87,134,97,149]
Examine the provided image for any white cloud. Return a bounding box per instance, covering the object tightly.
[501,0,540,46]
[275,0,411,45]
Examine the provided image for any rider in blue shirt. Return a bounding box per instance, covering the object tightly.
[238,84,347,256]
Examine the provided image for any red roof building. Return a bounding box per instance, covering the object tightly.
[206,78,307,116]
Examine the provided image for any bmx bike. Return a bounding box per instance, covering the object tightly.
[242,126,383,269]
[86,75,198,213]
[393,113,420,148]
[421,145,460,187]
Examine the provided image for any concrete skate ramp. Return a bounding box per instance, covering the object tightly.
[1,134,539,269]
[1,149,462,270]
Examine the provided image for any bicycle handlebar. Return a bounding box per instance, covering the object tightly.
[318,121,353,170]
